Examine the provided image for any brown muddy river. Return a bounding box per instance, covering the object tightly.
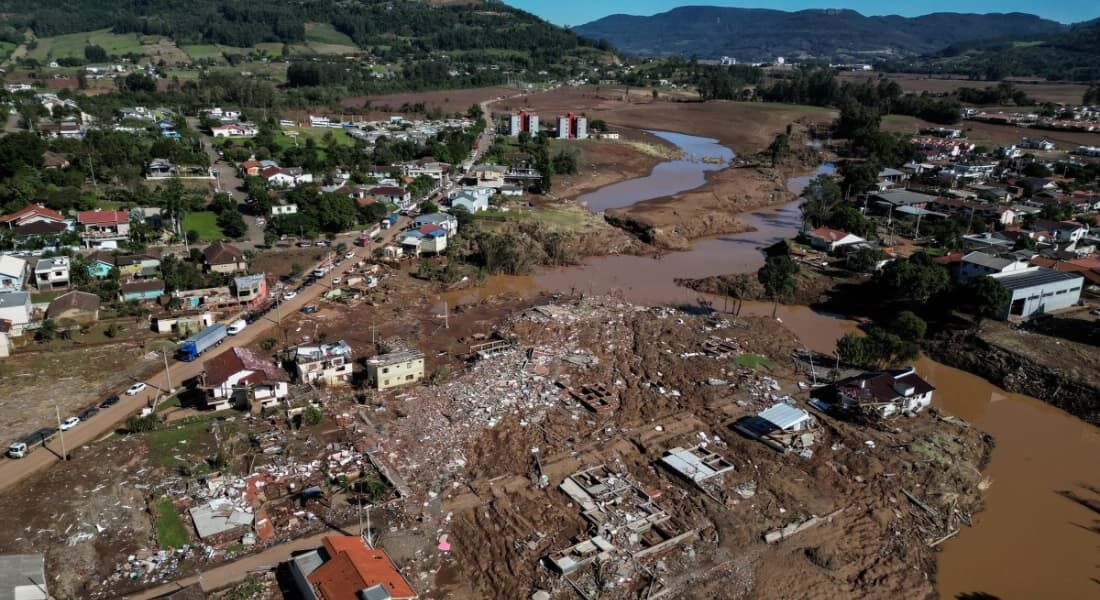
[437,133,1100,597]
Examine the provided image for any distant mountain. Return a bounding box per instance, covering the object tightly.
[897,19,1100,80]
[573,6,1066,61]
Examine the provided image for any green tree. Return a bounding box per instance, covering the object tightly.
[800,175,843,228]
[888,310,927,341]
[302,406,323,427]
[757,256,799,317]
[958,276,1009,322]
[767,132,790,167]
[36,319,58,341]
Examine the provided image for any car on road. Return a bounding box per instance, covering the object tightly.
[60,416,80,431]
[125,382,147,396]
[301,304,319,314]
[227,319,247,335]
[314,240,328,247]
[283,290,297,300]
[345,251,355,259]
[99,395,120,408]
[77,407,99,420]
[297,241,312,248]
[331,277,342,285]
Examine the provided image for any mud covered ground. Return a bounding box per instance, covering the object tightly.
[353,296,993,600]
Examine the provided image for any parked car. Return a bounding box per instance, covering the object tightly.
[227,319,247,335]
[332,277,342,285]
[77,407,99,420]
[125,382,147,396]
[98,395,120,408]
[345,251,355,260]
[283,290,297,300]
[315,240,328,247]
[301,304,319,314]
[60,416,80,431]
[297,241,312,248]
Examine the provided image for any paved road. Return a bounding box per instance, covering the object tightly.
[0,218,410,494]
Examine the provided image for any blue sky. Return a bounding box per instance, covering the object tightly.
[508,1,1098,27]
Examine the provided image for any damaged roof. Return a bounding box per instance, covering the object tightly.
[204,347,289,387]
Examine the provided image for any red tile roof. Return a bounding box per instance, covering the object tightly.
[0,204,65,224]
[203,241,245,265]
[203,347,288,387]
[308,536,416,600]
[809,227,854,242]
[77,210,129,226]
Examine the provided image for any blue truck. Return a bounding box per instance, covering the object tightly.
[177,324,228,361]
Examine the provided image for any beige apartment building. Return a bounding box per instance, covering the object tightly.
[366,350,424,391]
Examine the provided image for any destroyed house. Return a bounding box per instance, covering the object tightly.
[294,341,354,385]
[826,367,935,418]
[660,446,735,488]
[733,402,817,453]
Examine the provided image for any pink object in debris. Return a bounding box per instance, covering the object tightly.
[437,534,451,552]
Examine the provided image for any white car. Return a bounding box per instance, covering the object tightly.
[345,251,355,259]
[331,277,342,285]
[227,319,247,335]
[125,382,147,396]
[283,291,297,300]
[60,416,80,431]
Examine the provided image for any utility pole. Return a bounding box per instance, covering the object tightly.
[162,349,173,393]
[55,405,66,460]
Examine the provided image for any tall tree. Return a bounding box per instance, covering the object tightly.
[757,256,799,317]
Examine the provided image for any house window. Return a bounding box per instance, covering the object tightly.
[382,367,389,374]
[405,374,413,381]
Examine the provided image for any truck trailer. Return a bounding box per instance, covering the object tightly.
[7,427,58,458]
[177,323,228,361]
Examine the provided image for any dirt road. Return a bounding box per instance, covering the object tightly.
[123,530,335,599]
[0,219,409,494]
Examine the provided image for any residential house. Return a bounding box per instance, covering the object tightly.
[77,210,130,249]
[991,267,1084,319]
[0,255,28,293]
[119,279,165,302]
[402,160,450,184]
[271,202,298,216]
[115,254,161,279]
[232,274,269,308]
[1033,219,1088,244]
[294,341,354,386]
[210,122,259,138]
[1031,255,1100,293]
[86,252,117,279]
[820,367,935,418]
[33,257,70,290]
[147,158,175,178]
[806,227,865,253]
[869,190,938,214]
[448,188,491,213]
[958,251,1033,282]
[366,350,424,391]
[203,241,247,274]
[0,293,32,331]
[261,166,313,188]
[370,186,412,210]
[46,290,100,324]
[0,554,48,600]
[203,107,242,122]
[0,205,66,230]
[397,226,447,255]
[411,213,458,235]
[733,402,818,453]
[10,219,67,243]
[240,159,263,177]
[875,167,906,190]
[202,347,290,411]
[465,164,506,189]
[961,232,1016,252]
[289,535,417,600]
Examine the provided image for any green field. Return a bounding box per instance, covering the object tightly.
[180,44,227,61]
[153,497,190,549]
[182,211,224,241]
[305,22,355,46]
[28,29,145,61]
[275,127,355,151]
[0,41,16,63]
[734,353,778,370]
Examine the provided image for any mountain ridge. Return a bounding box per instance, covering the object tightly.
[573,5,1067,61]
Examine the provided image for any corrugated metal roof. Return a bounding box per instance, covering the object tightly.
[758,403,811,431]
[992,267,1083,291]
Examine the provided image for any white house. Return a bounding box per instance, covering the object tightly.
[448,187,493,213]
[0,255,28,293]
[806,227,865,253]
[992,267,1084,319]
[0,292,32,330]
[33,257,70,290]
[824,367,936,418]
[271,203,298,216]
[210,123,259,138]
[958,251,1033,282]
[202,347,290,411]
[412,213,458,235]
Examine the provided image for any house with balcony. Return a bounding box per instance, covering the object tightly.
[202,347,290,411]
[77,210,129,249]
[33,257,70,290]
[293,341,354,386]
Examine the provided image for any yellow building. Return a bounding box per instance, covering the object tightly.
[366,350,424,391]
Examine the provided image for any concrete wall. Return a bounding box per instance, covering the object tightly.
[1003,277,1084,319]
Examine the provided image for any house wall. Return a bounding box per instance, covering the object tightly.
[210,261,247,274]
[297,358,353,385]
[959,260,1030,282]
[369,358,424,390]
[1002,277,1084,319]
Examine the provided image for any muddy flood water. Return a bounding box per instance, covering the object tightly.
[437,132,1100,597]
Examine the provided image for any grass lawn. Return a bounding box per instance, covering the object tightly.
[0,41,16,62]
[734,353,778,370]
[29,29,144,61]
[304,22,355,46]
[274,127,355,151]
[144,416,220,470]
[153,497,190,549]
[181,44,227,61]
[182,211,224,241]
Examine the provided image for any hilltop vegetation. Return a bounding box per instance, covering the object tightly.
[574,6,1064,61]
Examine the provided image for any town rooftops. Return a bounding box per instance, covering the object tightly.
[47,290,100,317]
[13,220,66,236]
[0,292,29,309]
[295,341,352,363]
[369,186,406,196]
[77,209,129,226]
[0,255,26,277]
[872,190,937,206]
[204,346,288,387]
[203,241,244,265]
[366,349,424,367]
[992,267,1084,291]
[415,213,453,226]
[758,403,812,431]
[34,257,69,272]
[808,227,855,242]
[307,535,417,600]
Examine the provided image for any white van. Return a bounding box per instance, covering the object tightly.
[227,319,247,335]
